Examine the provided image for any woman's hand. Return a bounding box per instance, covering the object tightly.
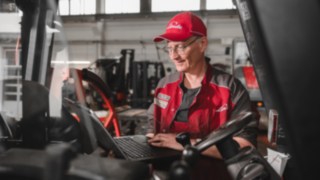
[147,133,184,151]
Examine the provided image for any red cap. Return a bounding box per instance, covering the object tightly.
[154,11,207,42]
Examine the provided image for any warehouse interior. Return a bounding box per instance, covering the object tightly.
[0,0,319,179]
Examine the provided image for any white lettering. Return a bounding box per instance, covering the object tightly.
[167,22,182,30]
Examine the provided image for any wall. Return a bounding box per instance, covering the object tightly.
[59,12,245,73]
[0,11,246,72]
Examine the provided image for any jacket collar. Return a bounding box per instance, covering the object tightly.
[202,64,213,85]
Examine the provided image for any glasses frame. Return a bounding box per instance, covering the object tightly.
[164,36,201,55]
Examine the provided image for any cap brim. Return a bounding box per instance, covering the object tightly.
[153,32,192,42]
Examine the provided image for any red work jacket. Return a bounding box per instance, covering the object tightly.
[147,65,257,144]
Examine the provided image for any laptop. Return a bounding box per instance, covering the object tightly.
[63,98,181,163]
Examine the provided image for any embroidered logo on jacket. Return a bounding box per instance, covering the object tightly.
[216,104,228,112]
[154,98,168,108]
[155,93,171,108]
[157,93,171,101]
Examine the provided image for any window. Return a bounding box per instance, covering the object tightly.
[206,0,235,10]
[58,0,96,15]
[152,0,200,12]
[58,0,236,15]
[105,0,140,14]
[59,0,69,15]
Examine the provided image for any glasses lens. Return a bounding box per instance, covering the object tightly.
[155,41,169,53]
[159,36,200,55]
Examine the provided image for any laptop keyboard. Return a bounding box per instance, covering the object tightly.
[115,137,155,159]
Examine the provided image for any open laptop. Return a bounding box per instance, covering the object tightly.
[63,98,181,163]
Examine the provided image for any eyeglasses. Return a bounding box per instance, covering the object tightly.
[164,37,200,55]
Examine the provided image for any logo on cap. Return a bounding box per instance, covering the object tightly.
[167,21,182,30]
[153,11,207,42]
